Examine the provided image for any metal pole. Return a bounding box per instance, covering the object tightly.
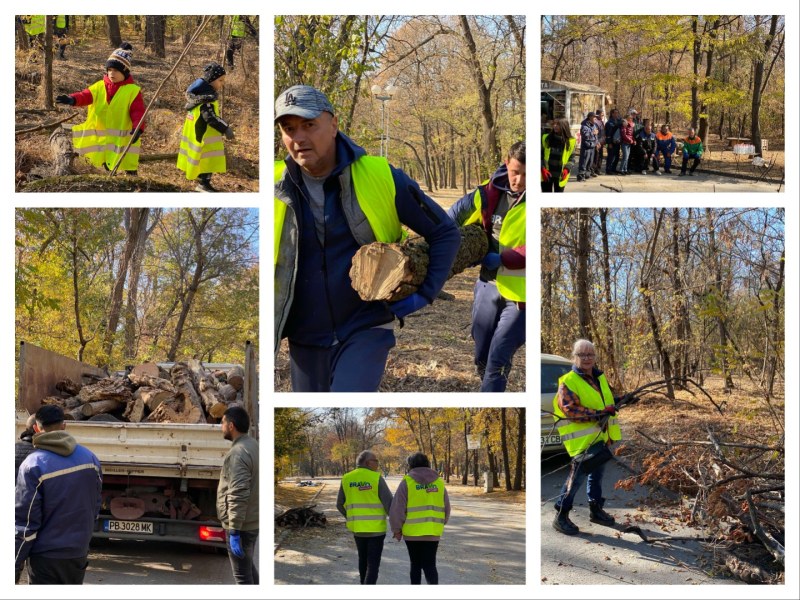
[380,100,386,157]
[385,101,389,160]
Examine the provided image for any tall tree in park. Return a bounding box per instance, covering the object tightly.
[106,15,122,48]
[751,15,783,156]
[145,15,166,58]
[42,16,54,109]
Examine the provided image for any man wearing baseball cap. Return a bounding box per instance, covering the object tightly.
[15,405,102,584]
[274,84,460,392]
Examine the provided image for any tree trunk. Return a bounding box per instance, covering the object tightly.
[705,209,734,390]
[145,16,166,58]
[462,416,469,485]
[106,16,122,48]
[81,399,122,418]
[500,408,511,491]
[42,16,54,109]
[576,208,592,339]
[513,407,524,490]
[598,209,620,388]
[17,18,30,50]
[349,224,487,302]
[49,126,76,176]
[170,362,206,423]
[125,210,158,360]
[751,16,780,157]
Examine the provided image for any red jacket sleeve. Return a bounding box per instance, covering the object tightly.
[70,88,94,107]
[500,245,526,270]
[129,91,146,131]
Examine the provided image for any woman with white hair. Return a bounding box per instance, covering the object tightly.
[551,339,621,535]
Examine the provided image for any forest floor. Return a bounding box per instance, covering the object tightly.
[14,37,259,193]
[274,475,526,584]
[542,374,785,585]
[274,188,526,393]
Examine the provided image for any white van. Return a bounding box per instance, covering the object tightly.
[541,353,573,453]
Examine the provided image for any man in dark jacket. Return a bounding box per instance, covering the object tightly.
[15,414,37,478]
[604,109,622,174]
[577,111,598,181]
[217,406,259,584]
[15,405,102,585]
[447,142,526,392]
[275,85,460,392]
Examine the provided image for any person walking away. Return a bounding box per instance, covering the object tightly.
[592,109,606,175]
[390,452,451,584]
[23,15,45,47]
[552,340,622,536]
[53,15,69,60]
[680,127,703,176]
[217,406,259,584]
[541,119,576,192]
[274,85,460,392]
[15,405,102,584]
[604,109,622,174]
[337,451,393,584]
[226,16,258,70]
[15,414,37,478]
[177,62,234,192]
[618,113,635,175]
[654,124,676,174]
[577,111,598,182]
[447,142,526,392]
[636,120,657,174]
[56,42,145,176]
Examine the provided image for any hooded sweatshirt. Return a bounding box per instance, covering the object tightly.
[389,467,451,541]
[15,430,102,568]
[69,73,146,131]
[184,78,231,139]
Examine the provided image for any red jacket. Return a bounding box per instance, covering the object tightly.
[69,74,146,131]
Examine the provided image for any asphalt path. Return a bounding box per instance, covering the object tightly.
[563,169,780,192]
[540,452,742,585]
[274,475,526,585]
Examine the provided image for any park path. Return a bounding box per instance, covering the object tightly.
[540,454,742,585]
[274,475,526,585]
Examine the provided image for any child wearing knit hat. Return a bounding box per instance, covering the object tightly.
[56,42,146,175]
[176,61,234,192]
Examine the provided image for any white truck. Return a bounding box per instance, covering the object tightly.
[15,341,258,548]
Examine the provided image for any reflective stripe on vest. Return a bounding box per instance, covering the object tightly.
[552,370,621,457]
[273,156,402,265]
[496,193,525,302]
[72,80,141,171]
[341,468,386,533]
[177,101,226,180]
[401,475,445,537]
[542,134,576,187]
[231,16,246,38]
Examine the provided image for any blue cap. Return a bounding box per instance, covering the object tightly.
[275,85,335,121]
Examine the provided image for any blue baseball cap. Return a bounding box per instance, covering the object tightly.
[275,85,335,121]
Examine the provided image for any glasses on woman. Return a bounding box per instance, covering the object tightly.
[576,353,595,359]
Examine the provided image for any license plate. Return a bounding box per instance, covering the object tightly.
[541,434,561,446]
[104,519,154,534]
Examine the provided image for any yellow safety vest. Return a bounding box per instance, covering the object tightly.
[26,15,45,36]
[177,101,226,180]
[55,15,66,29]
[72,80,141,171]
[342,468,386,534]
[273,155,403,266]
[401,475,446,537]
[541,134,576,187]
[461,185,526,302]
[231,16,246,38]
[552,370,621,457]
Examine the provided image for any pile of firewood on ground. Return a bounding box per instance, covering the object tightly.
[40,359,245,424]
[274,505,327,529]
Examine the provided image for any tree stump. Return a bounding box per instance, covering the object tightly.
[349,224,488,302]
[49,125,77,176]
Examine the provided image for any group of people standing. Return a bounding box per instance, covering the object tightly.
[337,450,450,585]
[542,108,705,192]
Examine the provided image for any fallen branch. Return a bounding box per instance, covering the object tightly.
[600,183,622,192]
[15,111,78,137]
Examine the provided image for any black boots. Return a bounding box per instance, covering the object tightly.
[553,508,579,535]
[589,501,615,525]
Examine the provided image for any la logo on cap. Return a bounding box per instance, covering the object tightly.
[285,92,297,105]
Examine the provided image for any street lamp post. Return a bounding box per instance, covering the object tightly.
[371,84,397,159]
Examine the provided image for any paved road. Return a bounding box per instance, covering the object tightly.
[17,538,259,585]
[564,170,780,192]
[540,452,741,585]
[274,476,526,585]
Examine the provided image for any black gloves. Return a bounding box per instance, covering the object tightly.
[130,128,143,144]
[56,94,75,106]
[224,127,235,140]
[601,405,617,416]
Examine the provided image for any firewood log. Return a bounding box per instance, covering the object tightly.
[133,387,174,412]
[77,378,132,404]
[226,366,244,391]
[130,362,161,379]
[127,373,175,392]
[169,362,206,423]
[218,383,237,403]
[81,399,122,418]
[123,397,146,422]
[187,359,227,419]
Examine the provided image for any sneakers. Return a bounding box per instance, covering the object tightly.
[654,170,661,175]
[590,172,598,178]
[688,171,695,176]
[195,179,218,192]
[664,169,672,174]
[679,172,686,176]
[576,176,585,182]
[553,508,580,536]
[641,170,647,175]
[589,502,615,525]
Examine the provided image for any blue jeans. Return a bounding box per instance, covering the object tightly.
[289,328,396,392]
[578,145,595,177]
[620,144,632,172]
[605,143,620,173]
[554,458,607,512]
[471,280,526,392]
[227,529,259,584]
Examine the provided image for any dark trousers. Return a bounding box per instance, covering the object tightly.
[226,37,243,67]
[681,154,701,174]
[555,458,607,512]
[655,150,672,172]
[404,540,440,584]
[605,143,620,173]
[578,145,595,178]
[27,555,88,585]
[289,328,395,392]
[228,529,259,585]
[354,535,385,584]
[541,179,564,193]
[593,145,604,172]
[472,280,526,392]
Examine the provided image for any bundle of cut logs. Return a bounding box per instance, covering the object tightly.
[274,505,327,529]
[40,359,246,424]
